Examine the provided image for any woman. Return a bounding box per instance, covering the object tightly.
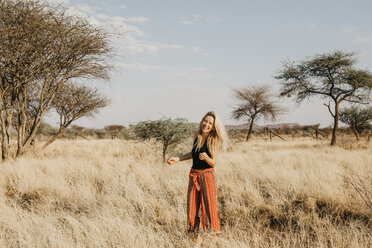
[167,111,229,235]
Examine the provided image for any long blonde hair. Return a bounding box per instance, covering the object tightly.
[194,111,229,156]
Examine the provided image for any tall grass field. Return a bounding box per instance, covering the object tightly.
[0,138,371,247]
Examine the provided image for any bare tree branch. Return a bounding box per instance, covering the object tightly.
[43,82,110,148]
[323,102,335,118]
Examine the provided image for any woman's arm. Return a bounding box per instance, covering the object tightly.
[167,152,192,165]
[199,152,218,167]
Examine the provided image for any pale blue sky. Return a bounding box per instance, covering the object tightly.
[47,0,372,128]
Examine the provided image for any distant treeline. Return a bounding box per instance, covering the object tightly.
[31,121,371,142]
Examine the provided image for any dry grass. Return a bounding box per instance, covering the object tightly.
[0,138,371,247]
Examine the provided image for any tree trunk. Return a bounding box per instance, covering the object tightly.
[16,136,22,157]
[43,126,67,148]
[2,123,11,161]
[330,102,339,146]
[352,128,359,141]
[162,143,168,162]
[16,91,28,157]
[23,118,43,150]
[246,118,255,142]
[1,133,9,161]
[23,79,66,152]
[2,106,13,161]
[16,108,27,157]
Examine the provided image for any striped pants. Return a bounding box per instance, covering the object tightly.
[187,168,221,233]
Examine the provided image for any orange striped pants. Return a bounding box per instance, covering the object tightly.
[187,168,221,233]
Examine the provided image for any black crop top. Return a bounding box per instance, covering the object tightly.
[191,138,212,170]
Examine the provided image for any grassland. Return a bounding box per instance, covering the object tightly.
[0,137,370,247]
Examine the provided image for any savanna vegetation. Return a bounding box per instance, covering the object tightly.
[0,138,370,247]
[0,0,112,160]
[0,1,371,247]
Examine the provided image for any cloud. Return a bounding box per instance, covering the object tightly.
[114,38,183,55]
[205,16,219,23]
[120,5,126,9]
[179,14,219,26]
[308,23,316,30]
[59,2,183,55]
[66,7,147,37]
[102,15,149,25]
[116,62,166,72]
[180,14,202,26]
[48,2,203,57]
[354,34,372,44]
[180,20,196,26]
[124,17,149,24]
[74,4,100,14]
[340,27,355,34]
[190,46,202,53]
[47,0,70,4]
[95,15,146,37]
[116,62,213,78]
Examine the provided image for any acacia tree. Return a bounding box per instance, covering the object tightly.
[276,51,372,145]
[339,106,372,140]
[0,0,113,159]
[42,83,110,148]
[105,125,125,140]
[231,85,283,141]
[134,118,190,161]
[71,125,85,139]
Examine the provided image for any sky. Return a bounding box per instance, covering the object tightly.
[46,0,372,128]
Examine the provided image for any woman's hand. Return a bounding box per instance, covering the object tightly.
[199,152,209,161]
[199,152,217,167]
[167,157,180,165]
[167,152,192,166]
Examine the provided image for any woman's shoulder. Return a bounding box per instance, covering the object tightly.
[193,132,200,143]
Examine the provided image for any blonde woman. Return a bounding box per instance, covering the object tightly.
[167,111,229,235]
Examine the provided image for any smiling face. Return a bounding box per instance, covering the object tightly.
[200,115,215,134]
